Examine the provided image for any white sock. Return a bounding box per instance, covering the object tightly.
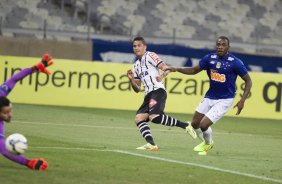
[194,128,204,141]
[203,127,212,144]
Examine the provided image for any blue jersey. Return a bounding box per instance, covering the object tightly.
[199,52,248,99]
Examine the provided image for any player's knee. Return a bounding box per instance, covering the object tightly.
[200,117,213,131]
[134,115,148,124]
[192,121,200,129]
[148,114,158,121]
[134,117,139,124]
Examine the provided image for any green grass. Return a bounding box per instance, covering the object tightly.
[0,104,281,184]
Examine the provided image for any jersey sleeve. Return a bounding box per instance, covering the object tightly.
[233,59,248,77]
[147,52,163,67]
[199,54,210,70]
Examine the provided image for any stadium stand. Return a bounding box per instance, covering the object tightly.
[0,0,281,56]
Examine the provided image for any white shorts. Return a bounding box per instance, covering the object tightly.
[196,98,234,123]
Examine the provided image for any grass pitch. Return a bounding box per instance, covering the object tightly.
[0,104,281,184]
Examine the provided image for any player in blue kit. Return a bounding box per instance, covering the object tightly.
[165,36,252,155]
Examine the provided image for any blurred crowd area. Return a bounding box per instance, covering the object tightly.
[0,0,282,56]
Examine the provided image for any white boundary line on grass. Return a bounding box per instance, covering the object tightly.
[31,146,282,184]
[13,120,254,136]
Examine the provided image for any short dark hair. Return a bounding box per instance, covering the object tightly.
[133,36,146,45]
[0,97,10,110]
[217,36,230,46]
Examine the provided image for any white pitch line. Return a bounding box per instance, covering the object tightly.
[31,146,282,184]
[13,120,254,136]
[13,120,136,130]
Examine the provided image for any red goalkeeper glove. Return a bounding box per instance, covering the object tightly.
[36,53,54,75]
[27,158,48,170]
[41,53,53,66]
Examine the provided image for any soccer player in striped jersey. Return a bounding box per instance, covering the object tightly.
[165,36,252,155]
[127,37,197,151]
[0,54,53,169]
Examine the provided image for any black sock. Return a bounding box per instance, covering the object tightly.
[136,121,155,145]
[151,114,188,129]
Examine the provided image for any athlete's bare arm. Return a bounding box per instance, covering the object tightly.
[127,69,141,93]
[233,73,252,115]
[165,65,202,75]
[156,63,170,82]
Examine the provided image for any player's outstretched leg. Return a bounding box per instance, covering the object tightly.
[150,114,197,139]
[185,121,197,139]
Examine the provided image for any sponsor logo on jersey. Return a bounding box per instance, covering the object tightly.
[149,52,161,63]
[138,71,149,78]
[210,69,226,83]
[149,99,157,108]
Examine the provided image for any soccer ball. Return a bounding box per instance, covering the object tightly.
[5,133,28,154]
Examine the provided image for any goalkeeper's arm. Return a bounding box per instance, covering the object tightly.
[0,137,48,170]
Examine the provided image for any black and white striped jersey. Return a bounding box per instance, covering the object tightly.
[133,51,165,95]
